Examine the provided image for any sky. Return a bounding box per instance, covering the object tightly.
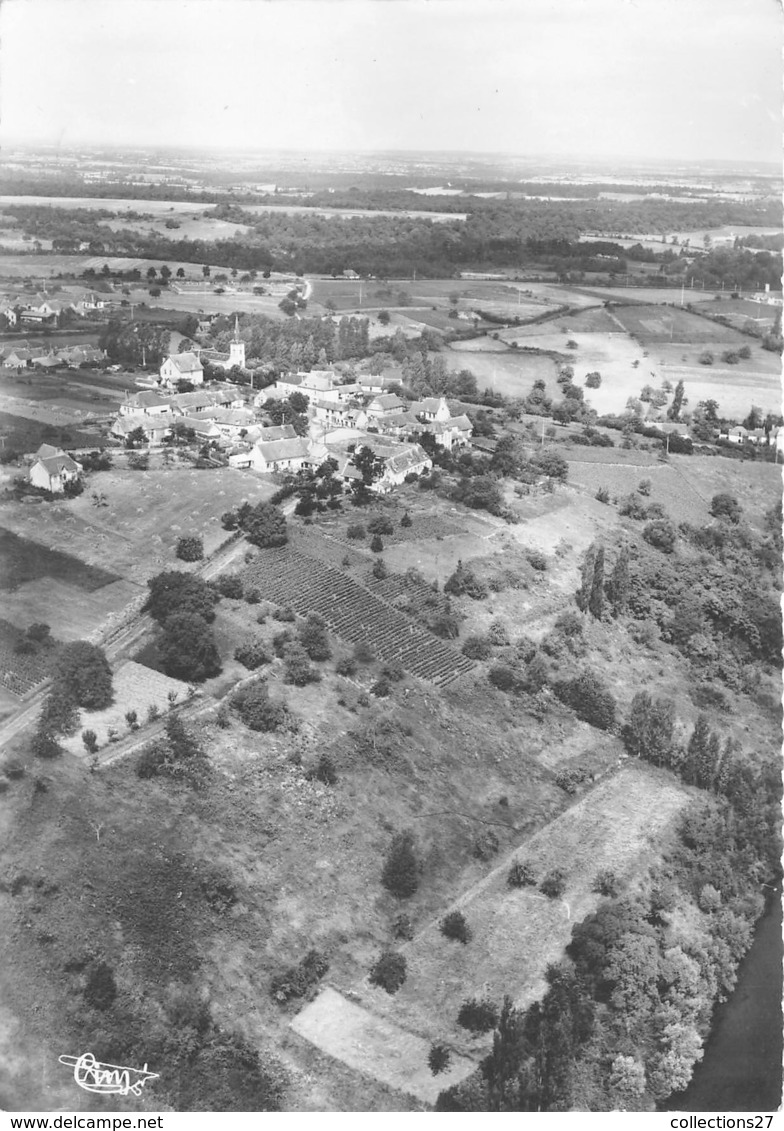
[0,0,781,164]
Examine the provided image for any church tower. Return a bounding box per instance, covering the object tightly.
[229,316,245,369]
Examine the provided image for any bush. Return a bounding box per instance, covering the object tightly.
[233,682,286,732]
[392,913,414,941]
[595,486,610,504]
[594,869,620,897]
[215,573,244,599]
[354,641,376,664]
[272,628,294,656]
[526,548,548,571]
[554,766,590,794]
[369,950,407,995]
[473,829,499,861]
[84,961,117,1011]
[335,654,358,677]
[488,664,523,693]
[298,614,332,661]
[698,351,714,365]
[381,831,419,897]
[553,671,616,730]
[313,753,337,785]
[367,514,394,535]
[710,493,743,524]
[371,557,388,580]
[283,642,322,685]
[507,859,538,888]
[271,949,329,1004]
[440,910,471,944]
[643,519,677,553]
[370,533,384,552]
[245,588,262,605]
[346,523,366,540]
[234,639,271,670]
[176,536,204,562]
[32,729,62,759]
[428,1044,452,1076]
[457,998,498,1033]
[540,868,567,898]
[462,635,492,660]
[273,606,296,622]
[243,501,288,548]
[381,661,405,683]
[401,511,412,528]
[371,677,391,698]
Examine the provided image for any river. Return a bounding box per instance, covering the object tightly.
[664,892,783,1112]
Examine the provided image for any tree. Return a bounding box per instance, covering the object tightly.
[553,671,616,730]
[624,692,677,768]
[588,545,605,619]
[377,309,391,326]
[58,642,113,710]
[369,951,407,994]
[428,1044,452,1076]
[370,533,384,553]
[232,682,286,731]
[667,380,685,421]
[457,998,499,1034]
[145,571,218,624]
[351,446,386,502]
[607,547,630,616]
[158,613,222,682]
[283,642,321,685]
[643,519,677,554]
[584,371,602,388]
[540,868,567,898]
[440,910,471,944]
[709,493,742,524]
[124,425,147,450]
[82,729,99,755]
[298,614,331,661]
[381,831,419,898]
[242,502,288,548]
[176,535,204,561]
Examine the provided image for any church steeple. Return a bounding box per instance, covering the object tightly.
[229,315,245,369]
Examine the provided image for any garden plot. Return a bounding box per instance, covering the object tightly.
[360,764,689,1056]
[291,987,476,1106]
[60,660,190,756]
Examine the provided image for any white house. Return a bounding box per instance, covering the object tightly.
[29,449,83,493]
[111,413,173,445]
[119,390,172,416]
[229,435,312,473]
[366,393,408,419]
[727,426,749,444]
[159,352,204,387]
[410,396,451,423]
[354,442,432,492]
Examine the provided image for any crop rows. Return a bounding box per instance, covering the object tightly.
[0,621,49,697]
[242,548,474,687]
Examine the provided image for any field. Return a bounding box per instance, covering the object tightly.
[0,254,239,280]
[59,660,191,755]
[445,344,558,395]
[0,468,276,645]
[294,764,689,1092]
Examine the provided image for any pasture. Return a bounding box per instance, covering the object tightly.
[444,344,558,396]
[360,763,689,1056]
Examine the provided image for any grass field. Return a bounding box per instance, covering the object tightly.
[0,254,239,280]
[356,763,689,1057]
[444,344,557,395]
[0,527,119,592]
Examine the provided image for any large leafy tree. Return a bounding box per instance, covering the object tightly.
[158,613,222,682]
[145,571,218,624]
[57,641,113,710]
[242,502,288,548]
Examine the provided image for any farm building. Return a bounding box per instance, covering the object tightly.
[159,351,204,387]
[28,448,83,493]
[256,424,298,443]
[167,388,243,415]
[228,435,313,473]
[410,396,451,423]
[111,413,173,445]
[366,393,408,419]
[356,370,404,394]
[176,416,222,442]
[58,345,106,367]
[208,408,257,439]
[727,426,749,444]
[2,348,32,368]
[119,390,172,416]
[371,443,432,491]
[31,352,61,369]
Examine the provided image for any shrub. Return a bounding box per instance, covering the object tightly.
[243,501,288,548]
[234,639,271,670]
[371,557,388,580]
[698,351,714,365]
[233,682,286,731]
[381,831,419,898]
[346,523,366,540]
[540,868,567,898]
[335,654,358,677]
[401,511,412,528]
[428,1044,452,1076]
[272,628,295,656]
[721,350,740,365]
[462,635,492,660]
[371,677,391,698]
[595,486,610,504]
[271,949,329,1004]
[488,664,523,693]
[553,671,616,730]
[313,753,337,785]
[84,961,117,1011]
[369,950,407,995]
[440,910,471,944]
[245,588,262,604]
[710,493,743,524]
[81,729,99,754]
[457,998,499,1033]
[124,709,139,731]
[176,536,204,562]
[381,661,405,683]
[32,729,62,759]
[354,641,376,664]
[273,606,296,622]
[392,913,414,941]
[554,766,590,794]
[526,548,548,572]
[146,703,160,722]
[215,573,244,599]
[201,870,238,915]
[594,869,620,897]
[643,519,677,553]
[367,514,394,535]
[370,534,384,553]
[283,642,322,685]
[473,829,499,861]
[507,859,537,888]
[584,371,602,388]
[298,614,332,661]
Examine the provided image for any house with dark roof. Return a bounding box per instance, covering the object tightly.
[159,351,204,387]
[410,396,451,423]
[119,390,171,416]
[2,348,32,368]
[28,448,83,493]
[111,413,173,445]
[228,435,312,472]
[366,393,408,419]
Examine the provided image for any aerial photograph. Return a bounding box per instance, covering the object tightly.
[0,0,781,1118]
